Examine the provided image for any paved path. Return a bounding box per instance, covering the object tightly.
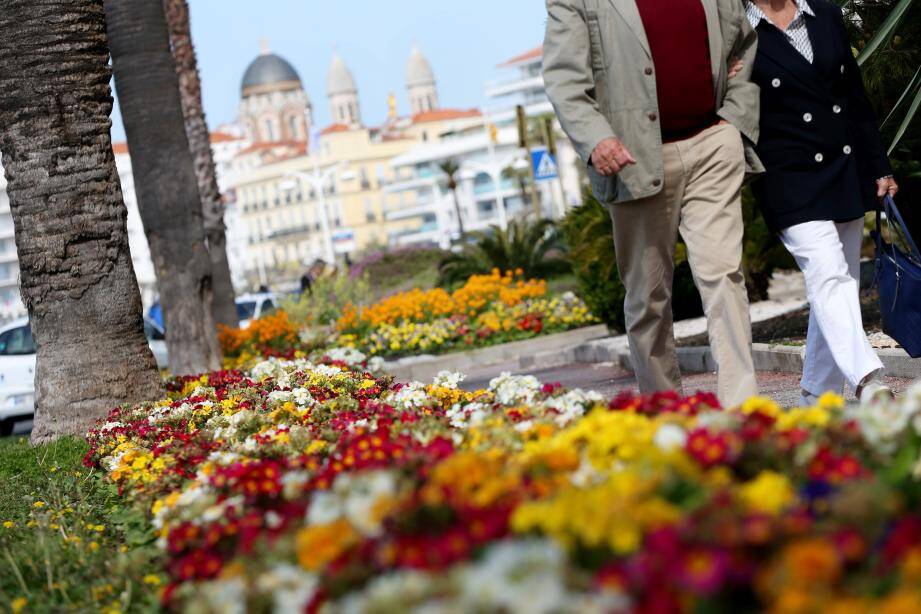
[460,360,913,407]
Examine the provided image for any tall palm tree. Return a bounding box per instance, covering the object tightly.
[438,159,465,240]
[105,0,222,375]
[163,0,239,329]
[0,0,163,442]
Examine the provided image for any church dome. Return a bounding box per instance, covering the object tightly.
[241,50,301,95]
[406,44,435,87]
[326,53,357,96]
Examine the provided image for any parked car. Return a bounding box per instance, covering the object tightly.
[0,317,168,436]
[147,294,278,331]
[236,292,277,329]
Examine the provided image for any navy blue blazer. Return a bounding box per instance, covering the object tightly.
[749,0,892,233]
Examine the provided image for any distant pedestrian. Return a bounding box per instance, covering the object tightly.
[543,0,762,408]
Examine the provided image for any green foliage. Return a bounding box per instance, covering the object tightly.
[741,189,795,302]
[280,273,373,329]
[839,0,921,169]
[350,246,445,298]
[0,437,161,612]
[561,192,713,332]
[560,194,627,330]
[437,216,571,288]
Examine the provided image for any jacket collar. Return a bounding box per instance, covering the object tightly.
[745,0,815,29]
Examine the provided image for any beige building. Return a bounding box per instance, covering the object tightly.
[230,45,483,289]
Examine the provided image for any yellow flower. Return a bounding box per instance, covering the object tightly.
[295,520,360,571]
[2,521,13,529]
[142,574,162,586]
[32,501,46,509]
[11,597,27,614]
[739,471,795,516]
[739,396,782,418]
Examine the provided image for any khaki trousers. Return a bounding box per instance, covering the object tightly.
[607,123,758,408]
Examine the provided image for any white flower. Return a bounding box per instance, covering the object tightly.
[433,370,466,390]
[255,564,319,614]
[542,389,603,427]
[325,347,368,367]
[200,577,246,614]
[653,423,688,452]
[458,539,570,614]
[305,470,398,537]
[489,372,541,406]
[292,387,314,407]
[386,382,429,409]
[446,402,490,429]
[100,421,124,432]
[847,390,921,453]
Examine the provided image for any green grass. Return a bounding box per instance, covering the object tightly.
[0,437,161,613]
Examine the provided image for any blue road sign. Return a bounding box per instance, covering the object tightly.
[531,146,559,183]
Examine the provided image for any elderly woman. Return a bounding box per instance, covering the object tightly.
[738,0,899,402]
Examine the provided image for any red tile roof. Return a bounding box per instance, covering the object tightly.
[235,140,306,157]
[497,46,543,68]
[210,131,243,143]
[112,131,243,155]
[320,123,351,136]
[412,108,482,124]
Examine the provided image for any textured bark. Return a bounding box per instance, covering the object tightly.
[163,0,238,329]
[105,0,222,375]
[0,0,164,443]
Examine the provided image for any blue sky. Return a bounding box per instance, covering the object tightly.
[109,0,546,141]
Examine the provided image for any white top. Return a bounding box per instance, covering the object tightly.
[746,0,816,64]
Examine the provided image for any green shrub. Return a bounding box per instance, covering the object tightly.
[280,273,372,329]
[350,246,445,298]
[561,191,704,332]
[437,217,571,289]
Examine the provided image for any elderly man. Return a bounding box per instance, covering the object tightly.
[544,0,763,407]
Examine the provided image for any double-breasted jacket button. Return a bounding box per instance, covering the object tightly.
[652,179,662,187]
[771,78,781,88]
[648,112,657,122]
[815,153,824,163]
[833,105,842,114]
[843,145,852,155]
[841,64,845,74]
[644,67,653,75]
[803,113,813,123]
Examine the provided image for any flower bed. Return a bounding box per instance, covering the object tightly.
[218,270,598,369]
[81,353,921,613]
[334,269,597,358]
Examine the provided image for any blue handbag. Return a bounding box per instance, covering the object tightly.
[873,196,921,358]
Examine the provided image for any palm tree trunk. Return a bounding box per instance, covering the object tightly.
[163,0,238,329]
[450,188,466,239]
[105,0,222,375]
[0,0,164,442]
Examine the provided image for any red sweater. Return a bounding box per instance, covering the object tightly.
[635,0,717,142]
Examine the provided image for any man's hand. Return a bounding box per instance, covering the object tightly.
[728,56,744,80]
[877,176,899,200]
[591,137,636,176]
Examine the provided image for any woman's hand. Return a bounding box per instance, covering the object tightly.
[728,56,744,79]
[877,176,899,199]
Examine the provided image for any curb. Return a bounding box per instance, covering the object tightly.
[384,325,609,382]
[570,338,920,380]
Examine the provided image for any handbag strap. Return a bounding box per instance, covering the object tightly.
[883,195,921,263]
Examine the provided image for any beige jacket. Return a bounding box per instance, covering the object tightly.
[543,0,764,204]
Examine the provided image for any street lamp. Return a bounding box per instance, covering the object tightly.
[282,161,351,265]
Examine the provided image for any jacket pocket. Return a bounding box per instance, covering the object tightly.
[588,165,619,204]
[586,13,606,73]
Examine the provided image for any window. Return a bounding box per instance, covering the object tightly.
[364,199,376,222]
[236,301,257,321]
[360,168,371,190]
[264,118,275,142]
[0,325,35,356]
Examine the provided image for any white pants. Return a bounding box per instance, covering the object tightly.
[780,219,883,395]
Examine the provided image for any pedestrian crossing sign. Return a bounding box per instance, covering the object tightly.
[531,146,559,183]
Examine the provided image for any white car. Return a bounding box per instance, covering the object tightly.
[236,293,278,329]
[0,317,168,436]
